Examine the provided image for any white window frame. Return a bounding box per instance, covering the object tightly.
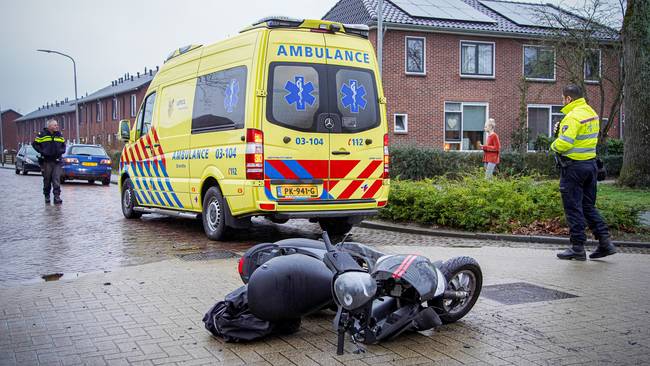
[584,48,602,84]
[394,113,408,134]
[130,94,137,117]
[96,101,102,122]
[523,45,556,82]
[459,40,495,79]
[444,101,490,151]
[405,36,426,76]
[112,98,118,120]
[92,135,96,144]
[526,104,564,151]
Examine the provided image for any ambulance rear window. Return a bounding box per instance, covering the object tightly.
[334,68,379,133]
[268,64,321,131]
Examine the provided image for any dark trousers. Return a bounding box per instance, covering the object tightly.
[559,160,609,246]
[42,161,62,198]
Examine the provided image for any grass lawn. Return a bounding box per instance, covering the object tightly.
[599,184,650,210]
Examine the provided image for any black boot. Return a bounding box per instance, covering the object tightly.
[557,245,586,261]
[45,196,51,204]
[53,197,63,205]
[589,237,616,259]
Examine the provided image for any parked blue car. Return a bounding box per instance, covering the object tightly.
[61,144,112,185]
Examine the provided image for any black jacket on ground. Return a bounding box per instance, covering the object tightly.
[32,128,66,162]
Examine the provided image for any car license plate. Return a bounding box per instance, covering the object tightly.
[277,185,318,198]
[82,162,97,166]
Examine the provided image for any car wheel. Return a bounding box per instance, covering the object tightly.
[318,218,353,236]
[202,186,227,241]
[60,177,66,184]
[21,166,27,175]
[102,178,110,186]
[15,168,19,174]
[121,178,142,219]
[88,180,95,184]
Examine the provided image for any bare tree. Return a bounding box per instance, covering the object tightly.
[619,0,650,188]
[534,0,624,148]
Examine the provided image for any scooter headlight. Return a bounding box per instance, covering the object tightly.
[333,272,377,311]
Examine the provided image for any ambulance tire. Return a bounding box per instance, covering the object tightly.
[121,178,142,219]
[318,218,353,236]
[202,186,227,241]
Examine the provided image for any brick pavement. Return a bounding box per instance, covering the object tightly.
[2,242,649,366]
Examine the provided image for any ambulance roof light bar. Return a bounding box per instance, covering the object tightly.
[343,24,369,38]
[253,16,304,28]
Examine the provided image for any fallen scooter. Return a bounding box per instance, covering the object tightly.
[238,232,483,354]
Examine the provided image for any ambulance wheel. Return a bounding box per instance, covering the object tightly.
[102,178,110,186]
[202,186,226,241]
[121,178,141,219]
[318,218,353,236]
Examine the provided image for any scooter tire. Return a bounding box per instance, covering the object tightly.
[430,256,482,324]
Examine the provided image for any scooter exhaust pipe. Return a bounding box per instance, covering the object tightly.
[443,290,469,300]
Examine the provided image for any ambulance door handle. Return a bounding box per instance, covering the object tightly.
[332,150,350,155]
[153,143,160,148]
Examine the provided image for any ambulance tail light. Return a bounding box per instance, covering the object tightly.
[246,128,264,180]
[383,134,390,179]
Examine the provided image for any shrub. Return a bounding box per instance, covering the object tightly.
[110,150,121,172]
[606,139,624,155]
[390,146,625,180]
[380,174,640,232]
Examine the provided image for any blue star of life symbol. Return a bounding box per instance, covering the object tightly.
[340,79,367,114]
[284,76,315,111]
[361,183,369,192]
[224,79,239,113]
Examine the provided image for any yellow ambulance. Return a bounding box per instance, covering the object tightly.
[118,17,389,240]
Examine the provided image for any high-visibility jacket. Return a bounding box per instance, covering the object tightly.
[550,98,599,161]
[32,128,66,161]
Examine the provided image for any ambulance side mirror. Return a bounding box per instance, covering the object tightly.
[119,120,131,142]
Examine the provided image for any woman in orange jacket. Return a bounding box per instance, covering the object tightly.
[481,118,500,179]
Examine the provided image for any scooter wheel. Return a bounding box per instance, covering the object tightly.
[430,256,482,324]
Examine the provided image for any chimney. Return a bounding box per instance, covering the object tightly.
[149,69,152,76]
[156,65,159,71]
[65,97,68,102]
[130,75,134,81]
[144,66,147,74]
[137,71,140,77]
[119,77,123,83]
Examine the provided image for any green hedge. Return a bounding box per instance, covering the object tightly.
[380,176,640,232]
[390,146,622,180]
[110,150,121,172]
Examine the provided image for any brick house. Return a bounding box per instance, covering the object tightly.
[1,109,22,152]
[15,68,156,152]
[15,101,75,146]
[323,0,622,151]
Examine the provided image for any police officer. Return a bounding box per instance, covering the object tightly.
[33,119,66,204]
[551,84,616,260]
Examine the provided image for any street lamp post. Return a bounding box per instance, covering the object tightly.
[37,49,80,144]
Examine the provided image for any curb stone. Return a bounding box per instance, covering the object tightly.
[360,220,650,248]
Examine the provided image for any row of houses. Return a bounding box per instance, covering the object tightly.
[12,68,157,152]
[8,0,623,154]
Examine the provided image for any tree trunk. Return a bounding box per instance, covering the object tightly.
[619,0,650,188]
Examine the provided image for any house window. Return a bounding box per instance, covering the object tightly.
[60,116,65,130]
[527,105,564,150]
[405,37,425,75]
[460,41,494,77]
[523,46,555,81]
[444,102,488,151]
[585,49,601,82]
[112,98,118,120]
[394,114,408,134]
[96,102,102,122]
[130,94,137,117]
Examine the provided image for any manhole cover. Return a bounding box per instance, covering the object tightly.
[177,250,238,261]
[481,282,578,305]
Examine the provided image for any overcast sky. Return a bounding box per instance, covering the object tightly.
[1,0,624,115]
